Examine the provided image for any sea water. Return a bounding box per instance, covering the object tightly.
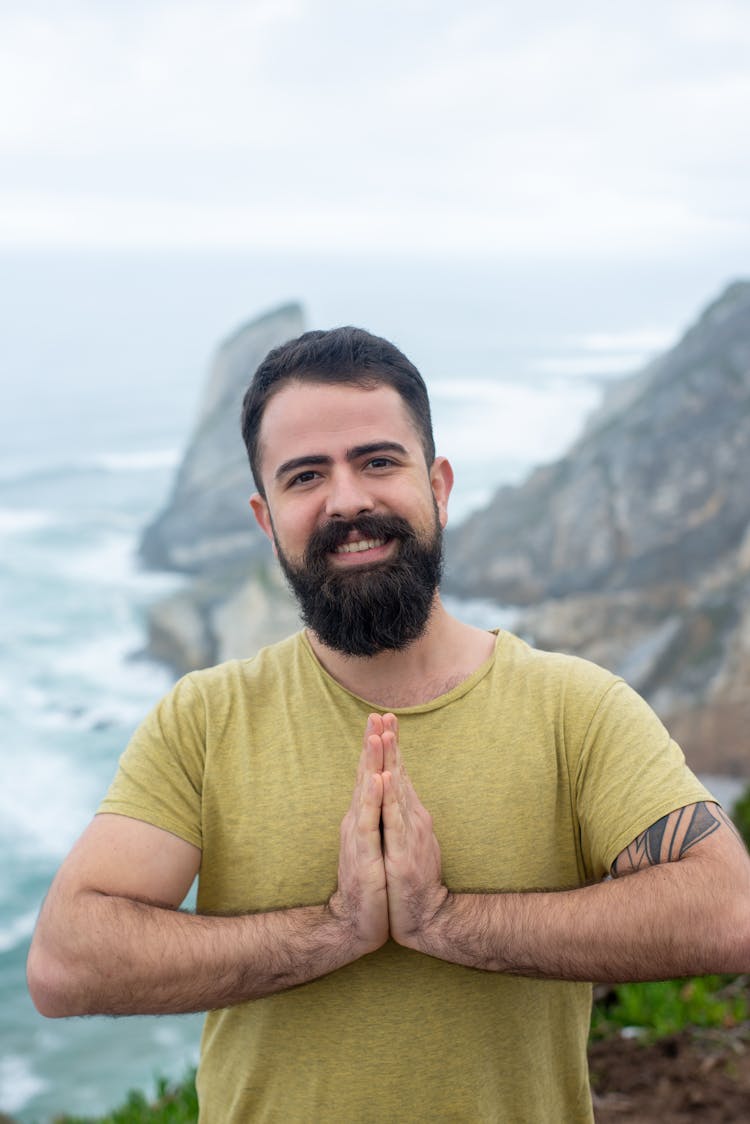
[0,247,723,1120]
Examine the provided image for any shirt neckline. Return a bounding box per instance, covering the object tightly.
[299,628,504,714]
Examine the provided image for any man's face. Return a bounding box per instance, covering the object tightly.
[250,381,453,656]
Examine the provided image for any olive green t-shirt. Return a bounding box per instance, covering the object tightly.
[100,630,711,1122]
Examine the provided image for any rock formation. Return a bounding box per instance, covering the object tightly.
[140,304,304,671]
[140,284,750,775]
[445,280,750,775]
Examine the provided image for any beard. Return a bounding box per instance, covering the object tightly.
[274,509,444,657]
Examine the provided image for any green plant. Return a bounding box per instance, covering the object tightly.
[53,1071,198,1124]
[732,783,750,851]
[591,975,749,1042]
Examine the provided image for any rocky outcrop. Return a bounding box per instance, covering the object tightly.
[140,304,303,671]
[445,281,750,775]
[142,302,305,575]
[140,284,750,774]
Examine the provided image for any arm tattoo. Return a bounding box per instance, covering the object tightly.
[611,802,738,878]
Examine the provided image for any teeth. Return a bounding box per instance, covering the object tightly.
[335,538,385,554]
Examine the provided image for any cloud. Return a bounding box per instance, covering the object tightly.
[1,0,749,256]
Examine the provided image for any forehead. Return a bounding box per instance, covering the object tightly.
[257,381,421,478]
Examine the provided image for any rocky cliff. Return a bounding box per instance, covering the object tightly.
[141,284,750,776]
[445,280,750,775]
[140,304,303,671]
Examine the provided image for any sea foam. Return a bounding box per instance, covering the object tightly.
[0,1054,48,1115]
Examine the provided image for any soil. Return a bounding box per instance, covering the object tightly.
[589,1029,750,1122]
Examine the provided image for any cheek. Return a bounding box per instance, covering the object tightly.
[273,511,316,559]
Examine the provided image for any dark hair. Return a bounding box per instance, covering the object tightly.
[241,326,436,495]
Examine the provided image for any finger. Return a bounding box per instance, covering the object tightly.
[381,770,405,834]
[370,712,385,735]
[357,716,384,783]
[382,716,400,774]
[357,773,384,852]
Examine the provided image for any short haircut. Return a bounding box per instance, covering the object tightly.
[241,326,436,495]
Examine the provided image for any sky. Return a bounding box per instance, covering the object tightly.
[1,0,750,263]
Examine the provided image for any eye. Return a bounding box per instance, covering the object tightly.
[289,470,319,487]
[366,457,394,469]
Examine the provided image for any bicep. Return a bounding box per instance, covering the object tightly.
[48,813,201,910]
[611,801,746,878]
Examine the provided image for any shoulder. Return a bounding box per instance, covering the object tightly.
[496,629,618,700]
[183,631,308,698]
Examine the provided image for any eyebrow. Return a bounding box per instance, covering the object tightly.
[274,441,409,482]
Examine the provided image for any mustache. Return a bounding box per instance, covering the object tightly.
[306,514,418,556]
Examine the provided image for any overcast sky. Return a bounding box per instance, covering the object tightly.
[1,0,749,262]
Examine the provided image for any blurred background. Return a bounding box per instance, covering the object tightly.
[1,1,749,1119]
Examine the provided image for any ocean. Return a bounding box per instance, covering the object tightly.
[0,247,742,1120]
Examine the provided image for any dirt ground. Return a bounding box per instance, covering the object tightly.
[589,1030,750,1122]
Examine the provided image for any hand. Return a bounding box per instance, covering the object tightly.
[328,715,389,954]
[381,714,449,950]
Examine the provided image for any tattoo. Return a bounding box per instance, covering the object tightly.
[611,802,737,877]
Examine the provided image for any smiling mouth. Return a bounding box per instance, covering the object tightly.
[333,537,387,555]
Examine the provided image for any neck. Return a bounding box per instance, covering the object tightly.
[306,596,496,708]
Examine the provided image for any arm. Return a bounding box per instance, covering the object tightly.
[27,720,388,1017]
[380,714,750,982]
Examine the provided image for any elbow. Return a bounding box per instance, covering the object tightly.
[730,895,750,974]
[703,878,750,975]
[27,936,89,1018]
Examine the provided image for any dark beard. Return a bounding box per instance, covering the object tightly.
[275,510,444,657]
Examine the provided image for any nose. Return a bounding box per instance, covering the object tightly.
[324,468,376,520]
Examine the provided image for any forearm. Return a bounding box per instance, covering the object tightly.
[406,855,750,982]
[28,888,364,1017]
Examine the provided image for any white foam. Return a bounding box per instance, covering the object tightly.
[0,507,57,534]
[0,1054,48,1114]
[55,625,173,699]
[571,329,676,353]
[0,747,99,859]
[0,447,179,486]
[531,355,640,377]
[54,531,141,585]
[92,448,181,473]
[55,528,185,595]
[0,907,38,954]
[432,377,601,465]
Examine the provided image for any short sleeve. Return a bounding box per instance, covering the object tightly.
[574,677,713,879]
[98,673,206,849]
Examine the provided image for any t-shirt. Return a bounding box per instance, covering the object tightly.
[100,630,711,1122]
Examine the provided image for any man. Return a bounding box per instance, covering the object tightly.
[28,327,750,1122]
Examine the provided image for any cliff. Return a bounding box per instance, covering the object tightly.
[140,285,750,775]
[140,304,303,671]
[444,280,750,775]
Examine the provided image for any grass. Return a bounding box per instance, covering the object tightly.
[52,1073,198,1124]
[48,786,750,1121]
[50,975,750,1121]
[591,974,750,1042]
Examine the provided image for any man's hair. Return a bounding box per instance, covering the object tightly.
[241,326,436,495]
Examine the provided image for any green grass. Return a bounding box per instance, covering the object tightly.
[591,974,750,1042]
[52,1072,198,1124]
[47,785,750,1120]
[50,975,750,1120]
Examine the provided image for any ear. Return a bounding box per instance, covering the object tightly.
[429,456,454,528]
[249,493,278,556]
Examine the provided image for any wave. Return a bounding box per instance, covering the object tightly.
[0,507,57,533]
[0,447,180,487]
[0,744,99,861]
[569,329,675,353]
[0,908,38,955]
[0,1054,48,1115]
[91,449,181,472]
[431,377,601,467]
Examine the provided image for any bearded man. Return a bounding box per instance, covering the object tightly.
[28,327,750,1123]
